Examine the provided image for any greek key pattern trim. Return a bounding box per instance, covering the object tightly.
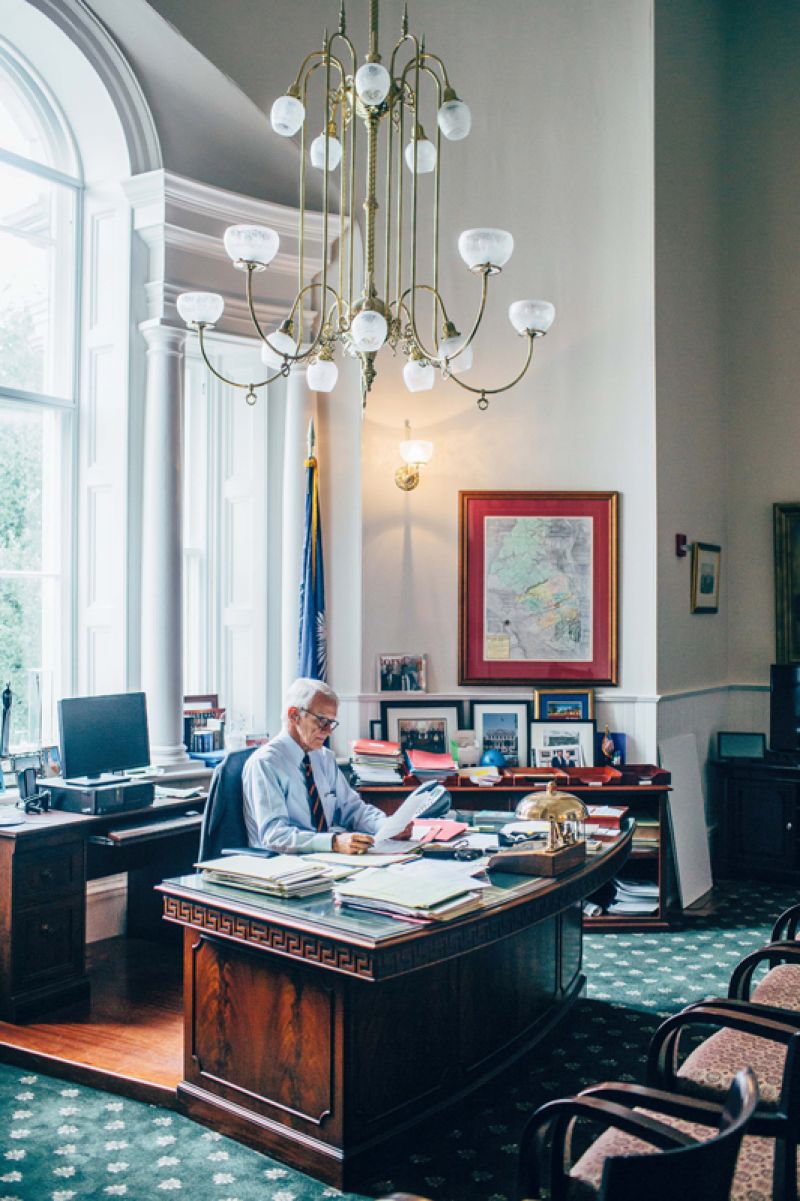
[163,895,376,978]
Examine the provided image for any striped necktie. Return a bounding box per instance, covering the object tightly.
[302,753,328,832]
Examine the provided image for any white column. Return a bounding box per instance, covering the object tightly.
[140,322,190,766]
[281,364,316,700]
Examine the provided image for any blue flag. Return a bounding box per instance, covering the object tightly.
[297,433,327,680]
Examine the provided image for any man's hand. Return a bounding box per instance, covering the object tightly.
[394,822,414,841]
[332,832,374,855]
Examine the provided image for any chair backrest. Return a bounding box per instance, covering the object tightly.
[599,1067,758,1201]
[198,746,257,861]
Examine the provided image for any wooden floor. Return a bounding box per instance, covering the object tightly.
[0,936,183,1107]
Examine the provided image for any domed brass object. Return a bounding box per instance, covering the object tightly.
[495,780,588,876]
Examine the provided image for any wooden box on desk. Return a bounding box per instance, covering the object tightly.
[489,841,586,877]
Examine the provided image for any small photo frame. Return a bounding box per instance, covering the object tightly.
[40,745,61,777]
[369,718,383,741]
[380,700,463,755]
[595,729,627,766]
[691,542,721,613]
[530,719,596,768]
[377,653,428,693]
[533,688,594,721]
[470,700,531,769]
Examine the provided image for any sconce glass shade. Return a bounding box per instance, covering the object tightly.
[458,228,514,271]
[350,309,388,352]
[176,291,225,326]
[260,328,298,369]
[509,299,556,335]
[270,93,305,137]
[404,137,437,174]
[399,436,434,466]
[439,333,473,374]
[307,357,339,392]
[355,61,391,106]
[310,133,342,171]
[437,99,472,141]
[223,224,280,268]
[403,358,436,392]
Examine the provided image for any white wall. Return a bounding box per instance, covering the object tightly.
[654,0,727,696]
[360,0,657,704]
[724,0,800,685]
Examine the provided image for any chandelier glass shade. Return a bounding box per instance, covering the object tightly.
[177,0,555,409]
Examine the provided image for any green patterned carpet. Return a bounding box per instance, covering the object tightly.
[0,880,794,1201]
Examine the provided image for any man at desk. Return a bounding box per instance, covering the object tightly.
[242,677,390,855]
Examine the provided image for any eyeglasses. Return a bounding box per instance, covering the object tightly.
[298,708,339,732]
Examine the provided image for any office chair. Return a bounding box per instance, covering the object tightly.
[516,1067,758,1201]
[198,746,269,860]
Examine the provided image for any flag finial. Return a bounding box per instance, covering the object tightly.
[307,418,315,459]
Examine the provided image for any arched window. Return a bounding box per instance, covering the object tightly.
[0,40,81,750]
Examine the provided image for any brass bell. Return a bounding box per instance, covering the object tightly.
[515,779,587,851]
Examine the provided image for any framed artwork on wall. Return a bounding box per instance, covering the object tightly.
[529,718,596,769]
[774,504,800,661]
[469,700,531,768]
[690,541,721,614]
[533,687,594,721]
[380,699,463,755]
[459,491,618,685]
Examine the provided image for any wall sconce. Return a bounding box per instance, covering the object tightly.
[395,421,434,491]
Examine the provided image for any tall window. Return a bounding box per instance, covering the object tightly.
[0,45,80,749]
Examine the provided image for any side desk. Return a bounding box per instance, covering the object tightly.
[0,779,210,1023]
[714,759,800,883]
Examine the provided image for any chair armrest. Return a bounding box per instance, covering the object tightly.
[517,1095,695,1201]
[772,902,800,942]
[730,941,800,1001]
[580,1081,730,1126]
[647,1000,800,1089]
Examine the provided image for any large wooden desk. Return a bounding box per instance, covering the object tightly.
[159,823,632,1187]
[0,780,209,1023]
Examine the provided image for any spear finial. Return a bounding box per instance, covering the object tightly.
[307,418,315,459]
[402,2,409,37]
[338,0,346,36]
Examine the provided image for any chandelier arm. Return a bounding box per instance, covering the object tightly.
[287,281,347,342]
[298,50,342,346]
[243,268,325,366]
[196,324,279,392]
[446,332,537,399]
[399,59,444,344]
[417,49,452,92]
[325,35,357,314]
[401,269,491,366]
[389,32,420,82]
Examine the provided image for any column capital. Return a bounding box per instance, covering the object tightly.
[139,320,187,356]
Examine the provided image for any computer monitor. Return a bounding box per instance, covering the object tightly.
[58,692,150,782]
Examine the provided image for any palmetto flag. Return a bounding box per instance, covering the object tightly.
[297,420,327,680]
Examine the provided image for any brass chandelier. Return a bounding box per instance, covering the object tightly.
[177,0,555,409]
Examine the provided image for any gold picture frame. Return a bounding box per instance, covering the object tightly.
[690,541,721,614]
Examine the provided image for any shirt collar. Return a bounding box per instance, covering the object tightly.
[274,728,308,767]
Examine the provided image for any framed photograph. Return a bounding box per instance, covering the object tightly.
[595,729,627,766]
[690,541,721,614]
[470,700,531,769]
[377,653,428,692]
[459,491,618,685]
[533,688,594,721]
[40,745,61,777]
[774,504,800,661]
[529,719,596,768]
[380,700,463,755]
[369,718,383,741]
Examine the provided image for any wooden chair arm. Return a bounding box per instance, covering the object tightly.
[647,1001,800,1089]
[729,941,800,1001]
[772,902,800,942]
[517,1095,695,1201]
[580,1080,732,1125]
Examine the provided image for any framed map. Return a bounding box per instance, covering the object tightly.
[459,491,618,685]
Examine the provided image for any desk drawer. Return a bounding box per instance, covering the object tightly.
[13,897,85,989]
[15,843,84,906]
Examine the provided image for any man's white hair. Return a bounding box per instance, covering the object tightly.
[283,677,338,724]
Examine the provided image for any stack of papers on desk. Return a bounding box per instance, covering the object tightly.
[350,739,405,785]
[197,853,347,898]
[405,748,456,780]
[605,876,659,915]
[334,863,482,921]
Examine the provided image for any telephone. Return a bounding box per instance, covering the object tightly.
[406,780,451,820]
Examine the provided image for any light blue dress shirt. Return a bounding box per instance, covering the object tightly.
[242,730,387,854]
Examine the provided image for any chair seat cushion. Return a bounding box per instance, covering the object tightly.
[751,964,800,1011]
[570,1112,776,1201]
[675,1026,785,1108]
